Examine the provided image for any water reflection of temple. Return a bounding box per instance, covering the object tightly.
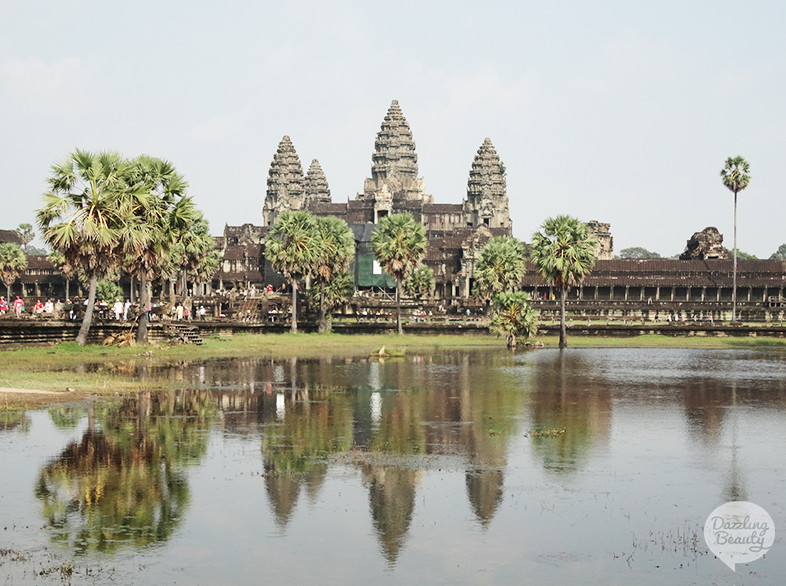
[35,350,785,563]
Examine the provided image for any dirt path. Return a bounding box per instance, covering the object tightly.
[0,387,84,409]
[0,387,66,395]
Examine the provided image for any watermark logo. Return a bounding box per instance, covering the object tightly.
[704,501,775,571]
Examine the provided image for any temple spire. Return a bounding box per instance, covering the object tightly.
[463,138,510,231]
[263,135,305,226]
[304,159,331,205]
[362,100,430,204]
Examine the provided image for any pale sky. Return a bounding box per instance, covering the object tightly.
[2,1,784,258]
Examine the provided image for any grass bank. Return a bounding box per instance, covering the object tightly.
[1,331,785,411]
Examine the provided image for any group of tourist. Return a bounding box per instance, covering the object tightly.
[0,296,26,318]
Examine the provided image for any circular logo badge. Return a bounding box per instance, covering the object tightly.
[704,501,775,571]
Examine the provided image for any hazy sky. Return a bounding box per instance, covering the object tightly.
[2,1,784,257]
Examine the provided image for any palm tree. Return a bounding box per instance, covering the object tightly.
[307,270,355,333]
[36,149,135,345]
[530,215,596,349]
[473,236,527,302]
[16,224,34,252]
[720,156,751,321]
[0,242,27,299]
[490,291,538,349]
[404,265,435,300]
[266,210,320,333]
[312,216,355,333]
[371,213,427,335]
[123,155,193,343]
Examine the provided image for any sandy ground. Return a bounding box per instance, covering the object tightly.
[0,386,85,408]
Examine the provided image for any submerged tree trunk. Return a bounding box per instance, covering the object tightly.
[136,274,149,344]
[290,279,298,334]
[559,287,567,350]
[76,275,98,346]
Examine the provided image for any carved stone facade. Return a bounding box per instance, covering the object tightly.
[680,227,729,260]
[587,221,614,260]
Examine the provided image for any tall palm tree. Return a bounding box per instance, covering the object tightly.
[312,216,355,333]
[0,243,27,299]
[266,210,320,333]
[473,236,527,302]
[720,156,751,322]
[530,215,596,349]
[36,149,135,345]
[371,213,427,335]
[123,155,193,343]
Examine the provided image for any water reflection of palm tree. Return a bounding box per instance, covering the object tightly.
[529,352,611,474]
[723,381,746,502]
[34,392,212,553]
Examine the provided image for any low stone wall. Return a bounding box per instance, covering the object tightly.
[1,316,785,346]
[0,319,171,346]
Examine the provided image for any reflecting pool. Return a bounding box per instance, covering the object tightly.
[1,347,785,584]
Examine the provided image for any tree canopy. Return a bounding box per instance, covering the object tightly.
[531,215,596,349]
[490,291,538,349]
[770,244,786,260]
[473,236,526,301]
[618,247,662,259]
[0,242,27,298]
[266,210,321,333]
[37,150,137,344]
[371,213,427,335]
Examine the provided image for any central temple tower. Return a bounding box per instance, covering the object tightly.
[359,100,432,221]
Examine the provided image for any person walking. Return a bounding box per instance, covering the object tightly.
[13,296,24,318]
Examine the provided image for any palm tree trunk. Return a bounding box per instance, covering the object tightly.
[732,191,738,321]
[396,278,403,335]
[76,275,98,346]
[559,287,568,349]
[136,274,149,344]
[318,288,328,334]
[290,280,298,334]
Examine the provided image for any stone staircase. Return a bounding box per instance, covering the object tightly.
[167,323,204,345]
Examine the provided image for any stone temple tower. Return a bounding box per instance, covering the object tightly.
[262,135,305,226]
[360,100,432,220]
[463,138,510,232]
[304,159,331,205]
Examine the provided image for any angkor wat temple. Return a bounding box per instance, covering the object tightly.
[2,100,784,315]
[217,100,615,301]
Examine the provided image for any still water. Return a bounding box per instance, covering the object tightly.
[1,347,785,584]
